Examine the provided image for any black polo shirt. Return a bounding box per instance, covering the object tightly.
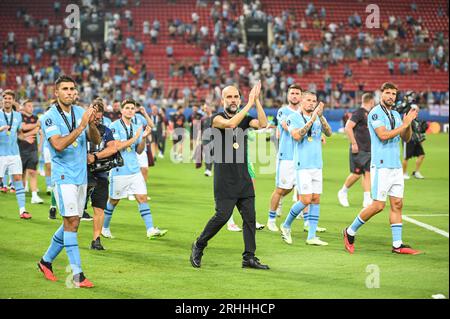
[210,112,255,200]
[349,107,371,152]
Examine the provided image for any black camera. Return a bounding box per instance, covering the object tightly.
[88,151,124,174]
[393,91,417,114]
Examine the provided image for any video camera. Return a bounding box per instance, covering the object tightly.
[393,91,418,115]
[88,151,124,174]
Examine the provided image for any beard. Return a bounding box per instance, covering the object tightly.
[225,104,239,115]
[288,99,300,106]
[383,98,395,107]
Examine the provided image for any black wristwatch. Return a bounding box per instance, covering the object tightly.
[93,153,98,162]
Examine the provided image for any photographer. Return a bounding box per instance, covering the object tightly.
[395,92,428,179]
[402,106,428,179]
[85,100,120,250]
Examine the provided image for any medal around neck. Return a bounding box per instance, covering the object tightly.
[307,136,313,142]
[233,142,240,149]
[6,131,11,136]
[127,147,132,152]
[72,141,78,147]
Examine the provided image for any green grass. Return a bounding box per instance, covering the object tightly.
[0,134,448,299]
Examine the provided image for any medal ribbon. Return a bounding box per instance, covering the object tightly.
[380,105,395,130]
[55,103,76,133]
[300,112,313,138]
[3,111,13,133]
[120,119,133,139]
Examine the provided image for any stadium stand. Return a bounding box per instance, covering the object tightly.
[0,0,448,109]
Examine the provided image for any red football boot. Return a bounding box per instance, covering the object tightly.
[343,228,355,254]
[20,212,32,219]
[392,244,422,255]
[37,261,57,281]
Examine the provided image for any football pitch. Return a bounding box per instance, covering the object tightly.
[0,133,448,299]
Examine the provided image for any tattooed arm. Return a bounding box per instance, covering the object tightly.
[290,111,318,141]
[315,102,332,137]
[319,115,332,137]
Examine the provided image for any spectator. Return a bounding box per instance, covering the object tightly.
[399,61,406,75]
[388,60,395,75]
[166,46,174,58]
[412,61,419,74]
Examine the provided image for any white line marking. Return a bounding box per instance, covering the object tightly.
[403,216,449,238]
[405,214,449,217]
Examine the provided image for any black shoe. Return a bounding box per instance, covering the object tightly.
[242,257,270,270]
[81,211,93,221]
[91,237,105,250]
[48,207,57,220]
[190,241,204,268]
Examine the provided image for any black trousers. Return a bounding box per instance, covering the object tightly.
[196,197,256,260]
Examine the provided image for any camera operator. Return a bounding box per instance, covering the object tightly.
[85,100,120,250]
[402,105,428,179]
[395,92,428,180]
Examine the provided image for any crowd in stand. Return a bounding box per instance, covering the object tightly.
[0,0,448,111]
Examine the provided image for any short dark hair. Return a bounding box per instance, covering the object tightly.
[55,75,76,88]
[120,99,137,108]
[362,92,374,104]
[287,84,303,93]
[2,89,15,99]
[92,98,105,113]
[380,82,398,92]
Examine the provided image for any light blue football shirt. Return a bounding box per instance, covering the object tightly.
[368,104,403,169]
[0,110,22,156]
[287,112,323,170]
[132,113,148,150]
[277,105,297,161]
[41,105,88,185]
[102,116,112,128]
[110,119,143,176]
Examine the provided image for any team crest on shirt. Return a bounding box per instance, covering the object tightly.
[287,120,291,126]
[45,118,53,126]
[111,128,115,133]
[372,114,378,120]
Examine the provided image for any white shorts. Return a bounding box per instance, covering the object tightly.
[295,168,323,195]
[137,150,148,168]
[54,184,87,217]
[275,159,296,189]
[371,167,404,201]
[109,173,147,199]
[43,146,52,164]
[0,155,23,177]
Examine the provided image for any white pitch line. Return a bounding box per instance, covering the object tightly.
[405,214,449,217]
[403,216,449,238]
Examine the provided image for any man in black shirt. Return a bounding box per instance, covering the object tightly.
[171,106,186,160]
[189,104,203,153]
[86,101,119,250]
[190,81,270,270]
[19,99,43,204]
[338,93,375,208]
[150,105,165,159]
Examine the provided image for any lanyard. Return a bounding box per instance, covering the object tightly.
[299,111,313,138]
[222,111,238,143]
[120,119,133,139]
[3,111,13,132]
[55,104,76,133]
[380,105,395,130]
